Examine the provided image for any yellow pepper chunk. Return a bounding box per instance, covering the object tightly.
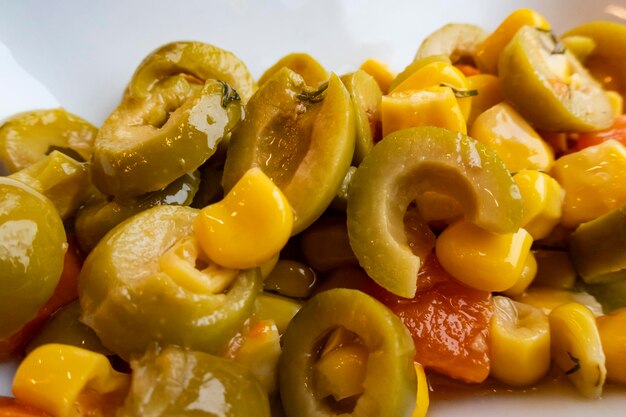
[549,303,606,399]
[490,296,551,386]
[469,103,554,173]
[411,363,429,417]
[12,344,129,417]
[551,140,626,228]
[381,86,467,136]
[435,220,532,292]
[194,167,293,269]
[360,58,395,94]
[475,8,551,74]
[513,170,564,240]
[514,287,604,316]
[502,250,538,297]
[390,61,472,120]
[466,73,502,126]
[313,343,369,401]
[606,90,624,117]
[596,308,626,384]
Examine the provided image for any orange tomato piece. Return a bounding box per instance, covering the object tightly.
[0,398,51,417]
[575,114,626,151]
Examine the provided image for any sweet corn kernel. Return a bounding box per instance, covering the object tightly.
[596,308,626,384]
[466,74,503,126]
[549,303,606,399]
[513,170,564,239]
[412,363,429,417]
[475,8,551,74]
[606,91,624,117]
[12,344,129,417]
[514,287,604,316]
[490,296,551,386]
[360,58,395,94]
[435,220,532,292]
[381,86,467,136]
[551,140,626,228]
[194,167,293,269]
[502,251,537,297]
[469,103,554,173]
[390,61,472,120]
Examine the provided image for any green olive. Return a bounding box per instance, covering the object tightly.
[0,177,66,340]
[0,108,97,173]
[118,345,270,417]
[79,205,261,360]
[258,53,328,88]
[92,77,242,198]
[498,26,613,132]
[222,68,355,234]
[415,23,487,64]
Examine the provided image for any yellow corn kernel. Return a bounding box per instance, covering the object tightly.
[607,90,624,117]
[551,140,626,228]
[490,296,551,386]
[475,8,551,74]
[513,170,564,240]
[313,342,369,401]
[596,308,626,384]
[159,236,238,294]
[360,58,395,94]
[194,167,293,269]
[466,74,502,126]
[502,251,538,297]
[255,293,302,335]
[390,61,472,120]
[381,86,467,137]
[412,363,429,417]
[549,303,606,398]
[515,287,604,317]
[469,103,554,173]
[435,220,533,292]
[12,344,129,417]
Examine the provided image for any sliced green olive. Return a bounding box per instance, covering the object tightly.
[300,215,358,273]
[79,205,261,360]
[258,53,328,88]
[340,70,382,164]
[498,26,612,132]
[0,108,97,173]
[128,41,256,103]
[92,77,242,198]
[565,21,626,98]
[190,154,226,208]
[263,260,317,298]
[222,68,355,234]
[347,126,522,298]
[75,171,200,253]
[118,345,270,417]
[0,177,66,340]
[279,288,416,417]
[415,23,487,64]
[9,151,90,220]
[582,279,626,314]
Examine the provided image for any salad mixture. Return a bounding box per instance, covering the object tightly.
[1,8,626,417]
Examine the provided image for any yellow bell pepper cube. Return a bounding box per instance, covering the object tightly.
[475,8,551,74]
[596,308,626,384]
[513,170,564,240]
[390,61,472,120]
[502,250,538,297]
[381,86,467,137]
[195,167,293,269]
[490,296,551,386]
[12,344,129,417]
[551,139,626,228]
[469,103,554,173]
[435,220,533,292]
[514,287,604,317]
[549,303,606,398]
[411,363,429,417]
[466,74,502,126]
[360,58,395,94]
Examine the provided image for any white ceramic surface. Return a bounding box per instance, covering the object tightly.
[1,0,626,414]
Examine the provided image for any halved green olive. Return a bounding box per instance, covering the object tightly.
[498,26,612,132]
[0,108,97,173]
[92,77,242,198]
[415,23,487,64]
[279,289,416,417]
[222,68,355,234]
[79,205,261,360]
[347,126,522,298]
[258,53,328,88]
[128,41,256,103]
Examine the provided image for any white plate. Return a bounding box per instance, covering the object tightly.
[1,0,625,414]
